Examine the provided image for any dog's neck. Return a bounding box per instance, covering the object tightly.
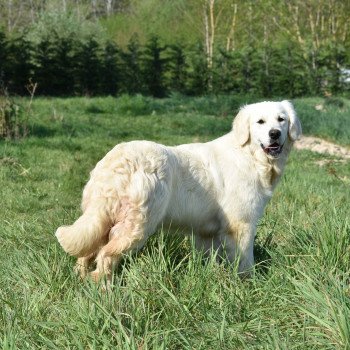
[248,142,292,191]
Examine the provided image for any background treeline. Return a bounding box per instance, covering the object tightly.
[0,0,350,98]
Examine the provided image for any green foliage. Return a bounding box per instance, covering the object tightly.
[0,93,27,139]
[100,41,121,95]
[167,44,188,94]
[186,44,209,96]
[34,35,75,95]
[0,95,349,348]
[26,10,107,45]
[0,1,350,97]
[5,35,34,95]
[25,11,107,96]
[324,97,345,109]
[213,49,241,94]
[119,34,144,95]
[1,21,350,97]
[0,29,7,82]
[293,97,350,145]
[142,36,168,97]
[74,38,102,96]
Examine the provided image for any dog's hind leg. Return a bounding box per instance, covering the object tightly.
[90,220,149,283]
[74,253,97,279]
[90,176,171,283]
[74,234,109,278]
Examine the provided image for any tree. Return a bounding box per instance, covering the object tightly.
[186,43,209,96]
[267,0,350,94]
[33,37,56,95]
[0,29,7,84]
[167,44,188,94]
[100,41,120,95]
[142,36,168,97]
[53,35,75,95]
[33,34,75,95]
[6,35,34,94]
[74,38,102,95]
[212,48,243,94]
[119,34,143,94]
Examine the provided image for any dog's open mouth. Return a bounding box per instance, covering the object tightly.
[261,142,283,157]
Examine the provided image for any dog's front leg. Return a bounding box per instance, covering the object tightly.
[223,221,256,278]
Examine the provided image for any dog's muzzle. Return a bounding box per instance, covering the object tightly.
[260,142,284,157]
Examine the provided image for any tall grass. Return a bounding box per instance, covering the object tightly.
[0,95,349,348]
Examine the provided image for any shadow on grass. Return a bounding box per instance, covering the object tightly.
[30,122,79,138]
[111,231,275,283]
[30,124,57,137]
[85,105,107,114]
[254,234,274,276]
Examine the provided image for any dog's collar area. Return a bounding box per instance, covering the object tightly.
[260,142,284,157]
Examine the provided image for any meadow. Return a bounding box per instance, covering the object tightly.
[1,95,349,349]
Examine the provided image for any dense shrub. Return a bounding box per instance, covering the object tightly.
[0,93,28,139]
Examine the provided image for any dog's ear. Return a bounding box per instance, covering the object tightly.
[281,100,302,141]
[232,108,250,146]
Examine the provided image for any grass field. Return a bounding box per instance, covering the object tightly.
[1,95,350,349]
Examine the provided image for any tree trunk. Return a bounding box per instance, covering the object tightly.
[226,3,237,52]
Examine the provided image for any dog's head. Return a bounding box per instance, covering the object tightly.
[232,100,302,158]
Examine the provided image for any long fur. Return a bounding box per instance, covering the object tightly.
[56,100,302,281]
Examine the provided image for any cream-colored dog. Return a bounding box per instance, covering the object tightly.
[56,100,301,282]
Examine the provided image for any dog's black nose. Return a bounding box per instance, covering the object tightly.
[269,129,281,140]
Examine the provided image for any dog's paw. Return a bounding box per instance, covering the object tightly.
[74,261,88,279]
[90,270,112,292]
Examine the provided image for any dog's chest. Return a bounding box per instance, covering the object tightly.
[223,183,269,223]
[217,161,272,222]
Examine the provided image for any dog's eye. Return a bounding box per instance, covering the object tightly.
[257,119,265,124]
[278,116,285,122]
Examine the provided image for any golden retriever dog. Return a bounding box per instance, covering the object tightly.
[56,100,301,282]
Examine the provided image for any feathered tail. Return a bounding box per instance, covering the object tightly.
[55,204,110,257]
